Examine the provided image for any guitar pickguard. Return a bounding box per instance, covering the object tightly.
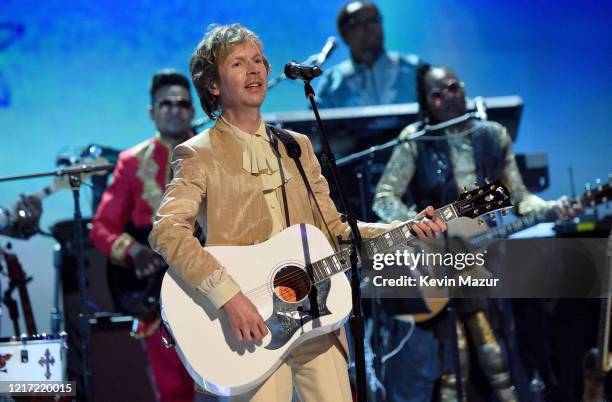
[264,279,331,350]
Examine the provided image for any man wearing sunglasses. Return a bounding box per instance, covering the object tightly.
[315,1,421,108]
[374,64,561,230]
[371,64,579,401]
[90,69,197,402]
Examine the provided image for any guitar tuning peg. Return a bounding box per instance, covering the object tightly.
[477,217,484,226]
[463,186,468,193]
[484,177,492,184]
[501,209,509,217]
[489,212,496,221]
[585,182,591,190]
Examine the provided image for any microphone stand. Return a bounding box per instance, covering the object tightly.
[300,78,369,402]
[336,112,479,225]
[0,162,115,402]
[337,111,480,168]
[333,106,485,401]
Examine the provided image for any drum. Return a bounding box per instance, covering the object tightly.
[0,333,67,381]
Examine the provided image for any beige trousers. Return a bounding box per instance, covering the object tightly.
[230,334,352,402]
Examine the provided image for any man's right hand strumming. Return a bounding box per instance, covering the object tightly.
[223,292,269,343]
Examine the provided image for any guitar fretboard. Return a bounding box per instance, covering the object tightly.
[308,205,458,285]
[467,180,612,247]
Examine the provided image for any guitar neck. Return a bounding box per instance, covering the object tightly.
[469,207,558,247]
[3,252,38,335]
[468,179,611,247]
[307,179,513,285]
[362,205,456,259]
[16,281,38,335]
[31,183,58,200]
[308,204,457,285]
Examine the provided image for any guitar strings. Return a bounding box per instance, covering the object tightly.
[243,211,473,303]
[244,233,482,304]
[244,228,418,303]
[243,216,421,300]
[241,190,504,303]
[243,228,419,303]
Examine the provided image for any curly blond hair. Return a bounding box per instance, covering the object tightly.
[190,23,270,119]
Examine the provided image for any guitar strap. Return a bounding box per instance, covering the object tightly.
[266,125,339,252]
[265,126,291,229]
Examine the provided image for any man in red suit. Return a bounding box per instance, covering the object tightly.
[90,69,196,402]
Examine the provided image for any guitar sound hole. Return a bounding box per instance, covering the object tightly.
[273,266,311,303]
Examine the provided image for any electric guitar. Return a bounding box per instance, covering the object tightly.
[0,157,110,238]
[160,180,512,396]
[467,177,611,250]
[411,177,612,324]
[29,157,163,317]
[27,157,160,317]
[106,225,166,317]
[0,246,37,336]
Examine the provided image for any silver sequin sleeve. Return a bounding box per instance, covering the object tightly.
[372,124,420,222]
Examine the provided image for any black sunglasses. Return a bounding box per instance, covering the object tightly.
[156,98,192,110]
[341,14,382,30]
[427,80,465,103]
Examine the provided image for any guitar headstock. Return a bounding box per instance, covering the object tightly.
[581,175,611,208]
[452,178,513,222]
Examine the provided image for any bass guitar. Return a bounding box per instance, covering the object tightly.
[412,177,612,324]
[467,177,611,250]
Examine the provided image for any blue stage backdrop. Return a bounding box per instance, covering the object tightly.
[0,0,610,334]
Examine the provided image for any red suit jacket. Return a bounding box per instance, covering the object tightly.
[90,135,173,266]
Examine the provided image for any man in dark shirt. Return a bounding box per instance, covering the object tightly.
[315,1,421,108]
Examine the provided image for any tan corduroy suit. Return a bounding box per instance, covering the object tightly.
[149,119,393,401]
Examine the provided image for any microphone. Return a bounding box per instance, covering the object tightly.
[316,36,337,65]
[284,61,323,81]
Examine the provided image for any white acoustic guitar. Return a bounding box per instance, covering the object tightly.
[160,180,513,396]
